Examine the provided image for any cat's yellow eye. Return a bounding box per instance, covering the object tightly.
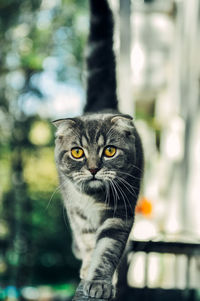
[71,148,84,159]
[104,146,116,158]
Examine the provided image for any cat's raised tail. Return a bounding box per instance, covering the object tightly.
[84,0,118,113]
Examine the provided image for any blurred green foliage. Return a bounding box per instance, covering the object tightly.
[0,0,88,287]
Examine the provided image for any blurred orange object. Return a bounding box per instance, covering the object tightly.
[135,197,153,217]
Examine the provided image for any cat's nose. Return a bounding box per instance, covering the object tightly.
[89,168,99,175]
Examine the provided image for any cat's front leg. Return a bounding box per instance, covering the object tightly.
[83,217,133,299]
[72,230,95,279]
[80,250,93,279]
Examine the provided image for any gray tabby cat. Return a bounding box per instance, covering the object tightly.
[53,0,143,300]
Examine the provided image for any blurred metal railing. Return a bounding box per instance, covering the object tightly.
[129,240,200,289]
[117,240,200,301]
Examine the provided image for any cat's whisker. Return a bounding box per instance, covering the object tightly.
[104,181,110,209]
[116,176,139,190]
[46,178,68,210]
[130,164,144,173]
[113,179,135,219]
[46,186,60,210]
[108,179,118,218]
[74,174,89,181]
[115,176,138,198]
[104,185,108,208]
[112,180,128,224]
[102,171,116,178]
[107,180,112,209]
[110,179,120,201]
[107,179,114,207]
[112,180,119,216]
[108,182,111,208]
[117,170,142,180]
[62,204,70,231]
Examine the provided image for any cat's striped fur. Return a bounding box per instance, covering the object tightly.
[53,0,143,299]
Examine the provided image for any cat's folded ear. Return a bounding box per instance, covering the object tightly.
[52,118,77,137]
[110,114,135,138]
[111,114,133,124]
[111,114,134,131]
[52,118,76,128]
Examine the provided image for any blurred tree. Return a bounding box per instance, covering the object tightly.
[0,0,88,287]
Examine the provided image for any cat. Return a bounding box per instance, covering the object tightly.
[53,0,143,299]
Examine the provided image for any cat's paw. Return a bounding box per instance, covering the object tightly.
[83,280,115,299]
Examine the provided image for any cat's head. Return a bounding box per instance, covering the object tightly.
[53,113,138,195]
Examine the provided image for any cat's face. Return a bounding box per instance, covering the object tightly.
[53,114,136,195]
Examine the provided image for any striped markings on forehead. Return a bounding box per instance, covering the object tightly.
[80,133,105,149]
[79,119,129,149]
[79,119,107,147]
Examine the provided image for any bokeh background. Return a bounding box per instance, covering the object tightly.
[0,0,200,299]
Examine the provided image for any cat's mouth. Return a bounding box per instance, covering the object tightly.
[88,176,103,184]
[90,176,100,181]
[81,177,104,193]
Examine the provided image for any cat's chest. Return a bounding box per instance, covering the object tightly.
[75,198,103,229]
[63,181,105,229]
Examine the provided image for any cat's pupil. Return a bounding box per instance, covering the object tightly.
[71,147,84,159]
[104,146,116,157]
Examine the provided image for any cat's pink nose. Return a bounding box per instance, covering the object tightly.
[89,168,99,175]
